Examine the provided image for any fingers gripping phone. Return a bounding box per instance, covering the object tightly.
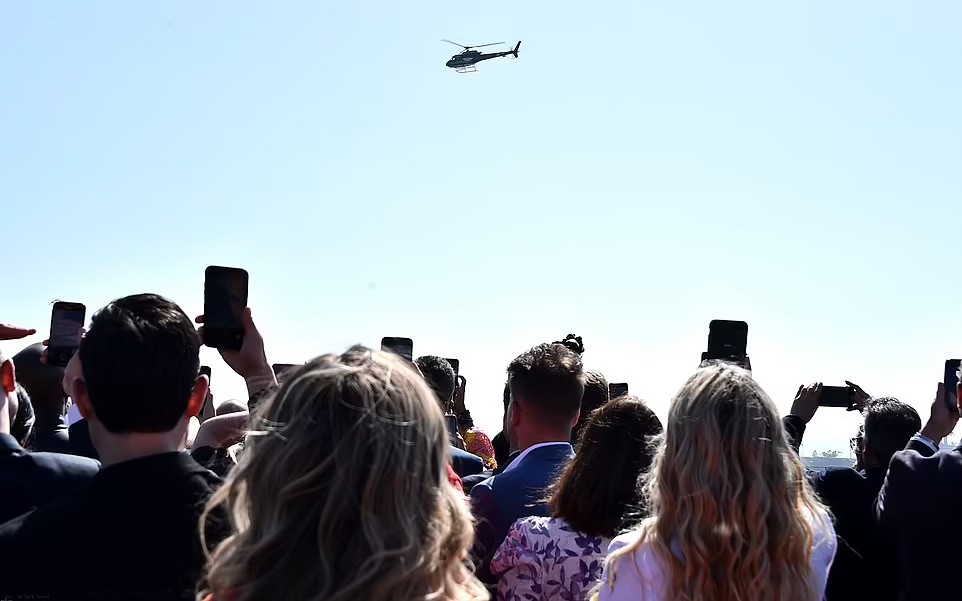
[381,337,414,362]
[609,382,629,399]
[203,266,249,351]
[944,359,961,412]
[48,302,86,367]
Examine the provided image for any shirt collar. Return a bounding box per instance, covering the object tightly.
[501,441,571,474]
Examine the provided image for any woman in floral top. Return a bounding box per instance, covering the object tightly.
[491,396,663,601]
[453,375,498,470]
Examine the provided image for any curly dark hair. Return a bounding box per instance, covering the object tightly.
[414,356,456,411]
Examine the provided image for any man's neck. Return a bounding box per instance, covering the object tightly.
[518,431,571,453]
[92,429,187,468]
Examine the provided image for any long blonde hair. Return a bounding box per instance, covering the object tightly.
[199,346,487,601]
[605,363,828,601]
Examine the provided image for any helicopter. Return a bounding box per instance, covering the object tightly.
[443,40,521,73]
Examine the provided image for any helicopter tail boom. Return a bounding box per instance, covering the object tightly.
[511,41,521,58]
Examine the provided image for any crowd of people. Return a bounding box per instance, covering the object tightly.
[0,292,960,601]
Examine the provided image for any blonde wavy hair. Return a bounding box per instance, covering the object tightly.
[603,363,829,601]
[199,346,488,601]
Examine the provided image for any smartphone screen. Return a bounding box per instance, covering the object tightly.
[48,302,86,367]
[203,266,249,350]
[381,337,413,362]
[446,358,460,377]
[609,382,629,399]
[819,386,853,408]
[944,359,961,411]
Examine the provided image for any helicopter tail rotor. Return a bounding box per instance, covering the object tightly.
[511,41,521,58]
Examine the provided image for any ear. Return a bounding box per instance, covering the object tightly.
[1,360,14,394]
[70,378,95,420]
[186,375,210,419]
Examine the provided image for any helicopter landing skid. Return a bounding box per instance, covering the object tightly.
[455,65,477,73]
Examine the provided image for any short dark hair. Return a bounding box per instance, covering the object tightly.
[573,370,609,443]
[863,397,921,467]
[550,396,663,538]
[507,342,584,424]
[414,356,456,410]
[79,294,200,433]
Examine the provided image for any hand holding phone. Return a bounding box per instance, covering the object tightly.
[703,320,750,370]
[48,302,86,367]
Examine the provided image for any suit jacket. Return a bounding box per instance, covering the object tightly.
[67,418,99,459]
[462,450,519,494]
[782,416,900,601]
[0,451,226,601]
[31,417,72,454]
[450,445,484,478]
[470,442,574,583]
[877,439,959,601]
[0,433,100,525]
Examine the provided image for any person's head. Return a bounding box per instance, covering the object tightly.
[861,397,920,470]
[65,294,207,460]
[550,396,662,538]
[606,362,827,601]
[12,343,67,422]
[506,341,584,448]
[10,385,36,448]
[215,399,248,417]
[202,346,485,601]
[572,370,609,444]
[414,356,456,413]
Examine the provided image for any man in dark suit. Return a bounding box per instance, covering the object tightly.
[12,343,72,454]
[414,356,484,478]
[876,382,961,600]
[785,384,919,601]
[0,345,100,524]
[0,295,225,601]
[470,341,583,583]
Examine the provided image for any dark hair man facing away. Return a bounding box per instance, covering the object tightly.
[0,336,99,525]
[470,340,584,583]
[414,355,484,478]
[0,294,225,601]
[12,343,72,454]
[785,385,921,601]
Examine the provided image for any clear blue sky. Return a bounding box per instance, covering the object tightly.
[2,1,960,454]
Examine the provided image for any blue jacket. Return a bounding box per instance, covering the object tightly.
[469,442,574,583]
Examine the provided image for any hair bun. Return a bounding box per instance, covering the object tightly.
[554,334,585,355]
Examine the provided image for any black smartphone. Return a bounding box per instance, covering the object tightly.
[944,359,961,412]
[819,385,854,408]
[609,382,629,399]
[444,414,459,438]
[48,302,86,367]
[381,337,413,362]
[446,358,460,377]
[203,266,249,351]
[706,320,748,360]
[272,363,296,376]
[198,366,214,422]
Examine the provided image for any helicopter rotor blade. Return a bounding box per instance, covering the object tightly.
[472,42,505,49]
[441,39,468,49]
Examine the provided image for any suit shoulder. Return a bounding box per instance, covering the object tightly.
[29,451,100,475]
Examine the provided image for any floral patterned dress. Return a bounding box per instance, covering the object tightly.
[491,516,610,601]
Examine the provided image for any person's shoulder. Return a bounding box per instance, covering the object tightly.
[608,524,646,557]
[29,450,101,475]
